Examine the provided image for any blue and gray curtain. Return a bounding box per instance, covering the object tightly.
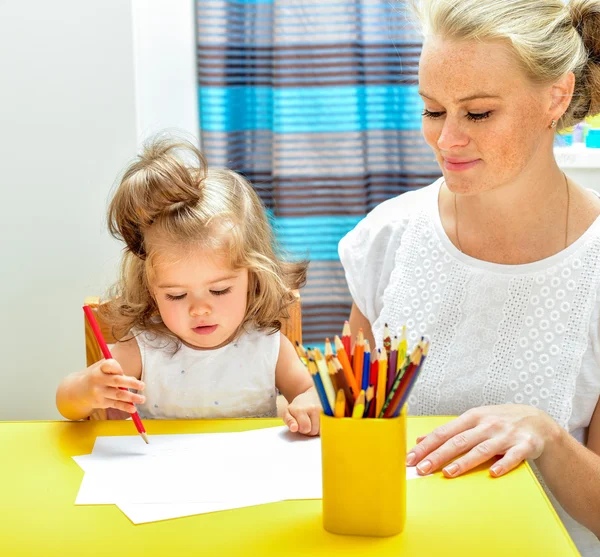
[196,0,440,346]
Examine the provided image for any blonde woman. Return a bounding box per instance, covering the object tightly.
[57,138,322,435]
[339,0,600,552]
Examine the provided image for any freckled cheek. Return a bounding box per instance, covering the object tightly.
[421,121,441,151]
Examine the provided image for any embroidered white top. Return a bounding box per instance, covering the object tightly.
[339,177,600,556]
[134,328,280,420]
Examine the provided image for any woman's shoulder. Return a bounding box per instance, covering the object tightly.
[362,179,441,229]
[339,178,441,258]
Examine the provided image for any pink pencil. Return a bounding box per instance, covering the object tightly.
[83,305,149,444]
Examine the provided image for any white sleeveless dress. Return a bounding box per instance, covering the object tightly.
[339,178,600,556]
[133,328,280,420]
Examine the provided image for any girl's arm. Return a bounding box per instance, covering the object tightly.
[536,397,600,536]
[349,303,375,348]
[275,334,321,435]
[56,337,144,421]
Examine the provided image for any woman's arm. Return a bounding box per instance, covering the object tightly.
[536,397,600,536]
[349,303,376,348]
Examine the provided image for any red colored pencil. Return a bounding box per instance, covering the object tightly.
[83,305,149,444]
[341,320,352,361]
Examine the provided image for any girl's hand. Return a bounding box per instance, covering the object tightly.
[81,359,146,414]
[406,404,561,478]
[284,387,322,436]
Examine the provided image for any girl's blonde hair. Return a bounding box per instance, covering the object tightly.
[102,137,307,344]
[409,0,600,128]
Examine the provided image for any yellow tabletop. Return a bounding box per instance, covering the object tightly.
[0,417,578,557]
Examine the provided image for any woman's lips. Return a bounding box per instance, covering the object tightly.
[192,325,218,335]
[443,158,480,172]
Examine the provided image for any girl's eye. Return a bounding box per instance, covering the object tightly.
[422,109,444,119]
[210,287,232,296]
[166,293,186,301]
[466,111,492,122]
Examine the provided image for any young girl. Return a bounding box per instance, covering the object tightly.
[56,138,321,435]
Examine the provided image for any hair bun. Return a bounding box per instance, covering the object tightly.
[570,0,600,59]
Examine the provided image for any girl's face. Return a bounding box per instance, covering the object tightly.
[418,37,552,196]
[150,248,249,349]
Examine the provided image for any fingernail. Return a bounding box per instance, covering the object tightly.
[444,463,459,476]
[406,452,417,466]
[491,465,502,477]
[417,460,432,474]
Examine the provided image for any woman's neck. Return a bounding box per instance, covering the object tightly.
[439,158,582,265]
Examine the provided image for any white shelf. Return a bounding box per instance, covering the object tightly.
[555,145,600,168]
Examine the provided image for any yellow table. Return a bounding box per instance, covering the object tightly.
[0,417,578,557]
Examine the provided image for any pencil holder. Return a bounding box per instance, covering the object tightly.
[320,408,407,537]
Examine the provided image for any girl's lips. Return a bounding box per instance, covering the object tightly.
[443,158,480,172]
[192,325,218,335]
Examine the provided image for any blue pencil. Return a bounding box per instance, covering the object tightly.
[308,358,334,416]
[361,341,371,392]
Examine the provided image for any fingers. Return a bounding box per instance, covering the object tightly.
[406,412,483,467]
[103,385,145,406]
[284,410,298,433]
[285,406,321,436]
[410,424,493,475]
[97,360,144,391]
[489,445,529,477]
[440,437,506,478]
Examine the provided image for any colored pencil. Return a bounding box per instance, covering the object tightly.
[332,356,355,414]
[341,320,352,360]
[352,390,366,418]
[383,323,392,359]
[375,347,388,418]
[334,389,346,418]
[334,336,359,398]
[83,305,149,444]
[353,328,365,387]
[308,358,333,416]
[382,346,423,418]
[313,348,335,410]
[361,340,371,392]
[392,341,429,417]
[387,336,399,395]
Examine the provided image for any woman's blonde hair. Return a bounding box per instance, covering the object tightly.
[101,137,307,345]
[409,0,600,128]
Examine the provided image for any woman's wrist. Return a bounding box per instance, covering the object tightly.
[534,411,567,467]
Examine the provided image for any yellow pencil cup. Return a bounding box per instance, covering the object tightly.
[320,409,407,537]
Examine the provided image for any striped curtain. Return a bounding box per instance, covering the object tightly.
[196,0,440,347]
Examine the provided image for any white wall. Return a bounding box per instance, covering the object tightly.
[0,1,137,419]
[0,1,198,421]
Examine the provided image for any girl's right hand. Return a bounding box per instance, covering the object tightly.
[81,359,145,413]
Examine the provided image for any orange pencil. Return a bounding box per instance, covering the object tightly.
[353,328,365,387]
[334,336,359,399]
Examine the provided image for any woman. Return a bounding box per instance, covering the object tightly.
[339,0,600,553]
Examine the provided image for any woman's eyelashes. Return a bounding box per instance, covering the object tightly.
[165,287,231,301]
[422,109,492,122]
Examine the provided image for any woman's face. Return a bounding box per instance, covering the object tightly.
[419,37,552,195]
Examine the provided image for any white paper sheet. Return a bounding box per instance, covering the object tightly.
[73,426,426,523]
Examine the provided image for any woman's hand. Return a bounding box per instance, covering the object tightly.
[284,387,322,436]
[406,404,561,478]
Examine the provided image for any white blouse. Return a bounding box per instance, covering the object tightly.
[339,178,600,556]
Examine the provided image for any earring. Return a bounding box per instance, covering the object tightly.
[550,119,557,129]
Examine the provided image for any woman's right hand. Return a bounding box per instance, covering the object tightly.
[80,359,145,413]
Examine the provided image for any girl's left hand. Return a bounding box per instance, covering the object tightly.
[284,388,322,436]
[406,404,561,478]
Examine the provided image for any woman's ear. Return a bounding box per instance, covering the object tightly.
[549,72,575,122]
